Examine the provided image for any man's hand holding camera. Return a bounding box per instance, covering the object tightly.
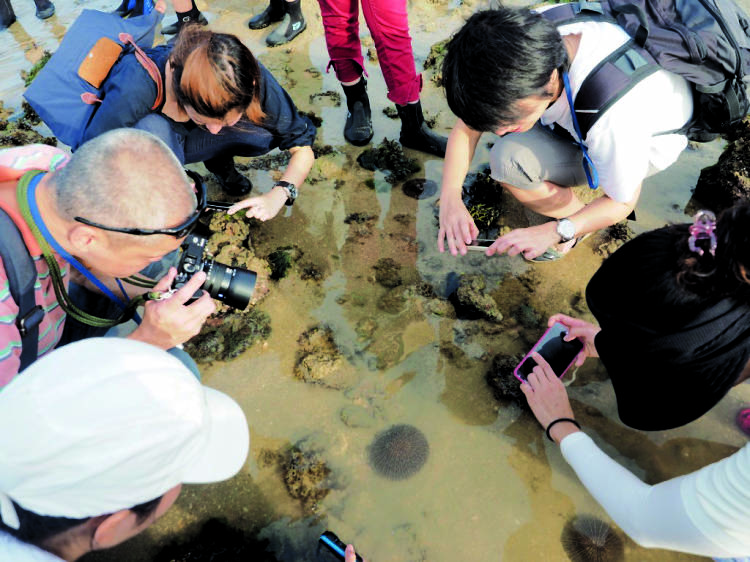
[128,267,216,350]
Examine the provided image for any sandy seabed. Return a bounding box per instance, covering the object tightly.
[2,0,748,560]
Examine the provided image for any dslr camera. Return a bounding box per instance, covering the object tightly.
[173,233,257,310]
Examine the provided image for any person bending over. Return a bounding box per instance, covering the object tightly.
[438,7,692,261]
[542,203,750,431]
[522,352,750,559]
[80,26,316,221]
[316,0,447,157]
[0,337,249,561]
[0,131,216,384]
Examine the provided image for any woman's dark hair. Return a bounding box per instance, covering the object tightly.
[674,202,750,300]
[170,26,265,124]
[0,496,162,549]
[442,7,568,132]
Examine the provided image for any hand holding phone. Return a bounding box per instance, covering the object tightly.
[319,531,364,562]
[514,322,584,383]
[466,238,495,252]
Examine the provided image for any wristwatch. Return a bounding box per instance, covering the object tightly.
[556,218,576,243]
[276,180,298,206]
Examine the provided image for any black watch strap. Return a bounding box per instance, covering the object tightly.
[276,180,297,206]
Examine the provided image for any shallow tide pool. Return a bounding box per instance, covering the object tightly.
[2,1,748,560]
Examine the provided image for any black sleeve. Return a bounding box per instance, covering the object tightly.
[79,53,159,147]
[258,65,317,150]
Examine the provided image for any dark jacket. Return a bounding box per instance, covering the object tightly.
[80,45,316,152]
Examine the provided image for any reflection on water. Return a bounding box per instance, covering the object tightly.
[4,1,746,561]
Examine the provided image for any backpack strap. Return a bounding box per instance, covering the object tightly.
[574,41,659,139]
[120,33,164,110]
[0,208,44,372]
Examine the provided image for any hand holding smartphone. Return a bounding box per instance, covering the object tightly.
[318,531,364,562]
[514,322,584,383]
[466,238,495,252]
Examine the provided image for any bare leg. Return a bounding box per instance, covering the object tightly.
[503,179,586,219]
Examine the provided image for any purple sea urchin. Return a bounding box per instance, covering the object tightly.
[561,516,624,562]
[367,424,429,480]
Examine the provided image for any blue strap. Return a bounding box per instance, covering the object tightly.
[26,174,129,311]
[563,72,600,190]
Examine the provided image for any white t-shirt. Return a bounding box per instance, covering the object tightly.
[0,532,63,561]
[540,19,693,202]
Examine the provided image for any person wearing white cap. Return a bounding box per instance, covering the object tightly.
[0,337,249,561]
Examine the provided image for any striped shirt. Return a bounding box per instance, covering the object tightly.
[0,145,70,386]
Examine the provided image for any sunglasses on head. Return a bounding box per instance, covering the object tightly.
[74,170,216,239]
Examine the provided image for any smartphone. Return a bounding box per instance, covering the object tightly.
[318,531,363,562]
[206,200,233,211]
[513,322,584,382]
[466,238,495,252]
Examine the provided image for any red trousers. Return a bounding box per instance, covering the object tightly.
[317,0,422,105]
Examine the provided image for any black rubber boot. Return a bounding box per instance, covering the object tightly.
[342,79,374,146]
[266,0,306,46]
[248,0,283,29]
[204,155,253,196]
[162,9,207,34]
[33,0,55,19]
[396,101,448,158]
[0,0,16,29]
[113,0,131,17]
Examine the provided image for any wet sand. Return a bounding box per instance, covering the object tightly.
[3,1,749,561]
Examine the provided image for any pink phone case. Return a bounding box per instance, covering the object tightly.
[513,322,581,383]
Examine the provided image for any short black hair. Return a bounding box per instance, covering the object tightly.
[442,7,568,132]
[0,496,162,549]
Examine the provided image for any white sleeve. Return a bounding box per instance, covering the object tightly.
[560,432,749,558]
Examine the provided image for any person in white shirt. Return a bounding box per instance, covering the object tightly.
[437,6,692,261]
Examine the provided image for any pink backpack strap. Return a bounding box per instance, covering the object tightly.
[118,32,165,110]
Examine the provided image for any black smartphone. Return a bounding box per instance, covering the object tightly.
[466,238,495,252]
[514,322,584,382]
[206,200,233,211]
[318,531,363,561]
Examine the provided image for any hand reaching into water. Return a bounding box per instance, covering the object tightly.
[227,185,288,221]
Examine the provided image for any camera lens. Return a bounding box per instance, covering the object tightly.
[202,259,257,309]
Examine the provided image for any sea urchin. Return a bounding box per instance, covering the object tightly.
[561,515,624,562]
[367,424,429,480]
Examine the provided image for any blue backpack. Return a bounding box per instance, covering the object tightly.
[542,0,750,142]
[24,9,164,149]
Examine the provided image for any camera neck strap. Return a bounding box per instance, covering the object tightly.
[16,171,148,328]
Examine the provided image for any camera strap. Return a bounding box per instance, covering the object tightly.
[16,171,148,328]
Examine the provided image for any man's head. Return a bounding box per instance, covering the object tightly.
[0,338,249,560]
[442,7,568,134]
[47,129,198,277]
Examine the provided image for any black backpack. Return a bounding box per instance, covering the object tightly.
[542,0,750,141]
[0,209,44,372]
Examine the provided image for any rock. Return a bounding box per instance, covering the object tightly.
[485,353,528,409]
[357,138,420,184]
[693,118,750,212]
[184,307,271,363]
[373,258,403,288]
[377,287,407,314]
[452,274,503,323]
[339,405,376,428]
[294,326,355,389]
[402,177,438,199]
[282,443,331,511]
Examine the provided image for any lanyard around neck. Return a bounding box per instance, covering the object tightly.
[562,71,600,190]
[24,173,128,310]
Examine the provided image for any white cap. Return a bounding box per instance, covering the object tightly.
[0,338,249,529]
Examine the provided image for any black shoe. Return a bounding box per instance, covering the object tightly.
[396,101,448,158]
[265,0,306,46]
[162,11,207,35]
[342,79,373,146]
[34,0,55,19]
[248,0,284,29]
[204,156,253,196]
[0,0,16,29]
